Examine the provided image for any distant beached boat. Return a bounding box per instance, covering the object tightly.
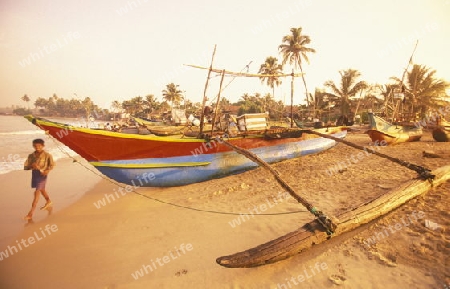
[366,112,422,145]
[24,115,347,187]
[133,117,164,127]
[432,118,450,142]
[133,116,187,136]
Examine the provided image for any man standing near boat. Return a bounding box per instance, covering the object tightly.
[23,138,55,220]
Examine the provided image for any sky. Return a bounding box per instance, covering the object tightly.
[0,0,449,109]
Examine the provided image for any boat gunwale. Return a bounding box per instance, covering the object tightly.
[26,115,346,144]
[89,161,211,168]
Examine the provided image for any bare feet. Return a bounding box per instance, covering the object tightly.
[40,201,53,210]
[23,214,32,220]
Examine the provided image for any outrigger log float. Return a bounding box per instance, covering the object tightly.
[216,131,449,267]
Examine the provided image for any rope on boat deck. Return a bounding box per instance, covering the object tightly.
[37,127,307,216]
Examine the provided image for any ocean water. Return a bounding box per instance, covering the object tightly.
[0,115,89,174]
[0,115,104,247]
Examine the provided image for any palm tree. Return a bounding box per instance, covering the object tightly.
[21,94,30,109]
[162,83,183,110]
[324,69,367,117]
[111,100,122,121]
[34,97,48,110]
[81,97,94,125]
[311,88,330,120]
[258,56,283,98]
[391,64,449,118]
[122,96,145,117]
[378,84,398,102]
[144,94,159,113]
[279,27,316,105]
[377,84,400,117]
[131,96,145,114]
[240,93,251,102]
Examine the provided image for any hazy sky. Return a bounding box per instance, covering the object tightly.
[1,0,449,108]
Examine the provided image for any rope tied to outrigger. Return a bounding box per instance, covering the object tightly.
[217,137,337,235]
[303,129,435,183]
[214,127,436,235]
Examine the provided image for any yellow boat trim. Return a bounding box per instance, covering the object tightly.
[90,161,211,168]
[26,115,233,143]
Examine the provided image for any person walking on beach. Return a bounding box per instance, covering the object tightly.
[23,138,55,220]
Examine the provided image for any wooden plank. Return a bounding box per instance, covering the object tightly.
[216,165,450,268]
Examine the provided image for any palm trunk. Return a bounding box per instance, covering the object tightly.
[299,64,314,117]
[290,69,294,128]
[298,65,308,103]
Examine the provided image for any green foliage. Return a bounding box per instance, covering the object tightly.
[235,93,285,119]
[324,69,367,116]
[279,27,315,105]
[258,56,283,97]
[162,83,183,109]
[32,96,108,119]
[391,64,449,118]
[13,108,32,116]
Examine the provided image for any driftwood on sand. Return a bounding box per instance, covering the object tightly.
[216,165,450,268]
[422,150,450,159]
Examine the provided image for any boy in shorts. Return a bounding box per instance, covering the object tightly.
[23,138,55,220]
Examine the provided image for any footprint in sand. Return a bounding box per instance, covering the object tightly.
[175,269,188,277]
[329,274,347,285]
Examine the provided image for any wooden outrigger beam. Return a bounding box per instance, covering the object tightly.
[219,139,337,234]
[304,129,434,180]
[217,165,450,268]
[185,64,304,78]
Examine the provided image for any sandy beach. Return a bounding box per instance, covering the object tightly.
[0,131,448,289]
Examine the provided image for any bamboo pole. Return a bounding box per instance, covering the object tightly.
[399,40,418,121]
[354,89,364,123]
[199,45,217,136]
[392,99,400,122]
[290,69,294,128]
[185,64,304,78]
[210,70,226,135]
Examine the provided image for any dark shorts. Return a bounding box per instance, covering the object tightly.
[31,170,47,190]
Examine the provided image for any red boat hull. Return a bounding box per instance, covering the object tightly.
[28,116,347,162]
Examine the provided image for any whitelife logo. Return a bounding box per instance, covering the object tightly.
[0,224,58,261]
[131,243,193,280]
[18,32,81,67]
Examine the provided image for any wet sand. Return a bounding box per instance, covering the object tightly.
[0,131,448,289]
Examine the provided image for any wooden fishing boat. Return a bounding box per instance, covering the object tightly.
[147,126,185,136]
[134,116,186,136]
[133,117,164,127]
[432,118,450,142]
[367,112,422,144]
[24,115,347,187]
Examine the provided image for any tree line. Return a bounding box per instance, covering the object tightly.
[16,27,449,122]
[256,27,449,122]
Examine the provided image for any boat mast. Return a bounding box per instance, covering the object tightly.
[210,70,226,136]
[398,40,419,120]
[188,56,303,132]
[199,45,217,137]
